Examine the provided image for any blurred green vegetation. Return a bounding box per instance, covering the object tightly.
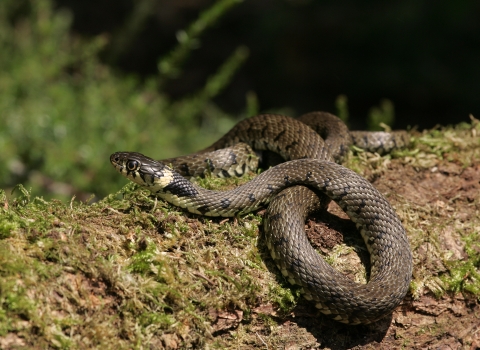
[0,0,398,202]
[0,0,250,201]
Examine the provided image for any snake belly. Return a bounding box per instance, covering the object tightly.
[110,112,412,325]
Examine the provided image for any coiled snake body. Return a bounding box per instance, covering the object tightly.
[110,112,412,325]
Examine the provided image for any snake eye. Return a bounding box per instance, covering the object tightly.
[126,160,139,171]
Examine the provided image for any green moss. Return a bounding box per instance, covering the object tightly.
[0,214,20,239]
[441,232,480,295]
[442,260,480,295]
[127,241,160,275]
[138,312,176,328]
[0,243,38,336]
[1,119,479,347]
[268,283,300,313]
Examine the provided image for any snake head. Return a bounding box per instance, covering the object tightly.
[110,151,142,172]
[110,152,160,184]
[110,152,177,190]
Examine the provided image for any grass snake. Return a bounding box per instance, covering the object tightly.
[110,112,412,325]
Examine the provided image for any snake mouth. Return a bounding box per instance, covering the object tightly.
[110,152,127,174]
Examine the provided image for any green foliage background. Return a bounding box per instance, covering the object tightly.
[0,0,251,201]
[0,0,400,202]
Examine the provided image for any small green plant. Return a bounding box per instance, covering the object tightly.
[335,95,397,130]
[335,94,349,123]
[367,98,395,131]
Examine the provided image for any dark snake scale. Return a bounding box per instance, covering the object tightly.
[110,112,413,324]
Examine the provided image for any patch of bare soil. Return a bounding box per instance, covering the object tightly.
[250,159,480,349]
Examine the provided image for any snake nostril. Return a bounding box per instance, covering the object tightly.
[110,154,120,163]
